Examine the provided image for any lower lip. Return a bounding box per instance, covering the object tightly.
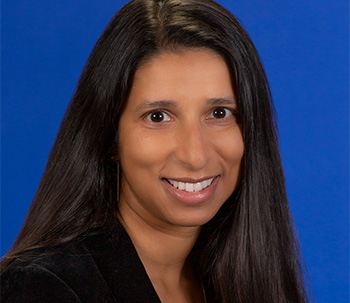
[162,176,219,205]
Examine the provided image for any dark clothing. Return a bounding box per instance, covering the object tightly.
[1,223,161,302]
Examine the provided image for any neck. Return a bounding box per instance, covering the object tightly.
[118,202,201,282]
[117,196,206,302]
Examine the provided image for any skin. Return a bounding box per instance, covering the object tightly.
[118,48,244,302]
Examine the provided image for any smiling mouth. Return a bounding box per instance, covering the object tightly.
[165,177,215,193]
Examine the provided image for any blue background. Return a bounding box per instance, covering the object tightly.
[2,1,349,302]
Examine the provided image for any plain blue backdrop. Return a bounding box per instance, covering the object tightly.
[2,1,349,302]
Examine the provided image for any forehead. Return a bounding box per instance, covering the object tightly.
[136,48,227,77]
[128,48,234,104]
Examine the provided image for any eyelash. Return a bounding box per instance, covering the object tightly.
[144,107,238,123]
[208,108,234,120]
[145,110,171,123]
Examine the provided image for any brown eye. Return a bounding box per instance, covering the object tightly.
[211,108,232,119]
[147,111,171,123]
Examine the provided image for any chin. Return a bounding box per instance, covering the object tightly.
[168,210,219,228]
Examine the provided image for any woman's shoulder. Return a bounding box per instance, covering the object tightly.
[1,248,83,303]
[1,224,161,303]
[1,229,119,303]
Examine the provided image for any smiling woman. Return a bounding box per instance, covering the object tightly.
[1,0,310,303]
[118,50,244,231]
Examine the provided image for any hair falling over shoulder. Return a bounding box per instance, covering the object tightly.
[1,1,311,302]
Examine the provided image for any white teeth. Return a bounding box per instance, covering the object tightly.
[194,183,202,192]
[167,177,214,193]
[186,183,194,192]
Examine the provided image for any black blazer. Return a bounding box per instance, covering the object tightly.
[1,223,162,302]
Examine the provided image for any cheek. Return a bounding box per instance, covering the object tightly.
[119,128,172,171]
[230,135,244,164]
[213,128,244,165]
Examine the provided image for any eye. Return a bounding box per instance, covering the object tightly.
[146,110,171,123]
[209,107,233,119]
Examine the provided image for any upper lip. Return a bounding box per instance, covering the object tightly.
[163,176,218,183]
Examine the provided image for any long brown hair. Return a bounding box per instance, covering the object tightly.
[1,1,310,302]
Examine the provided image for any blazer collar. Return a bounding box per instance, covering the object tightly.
[83,222,161,302]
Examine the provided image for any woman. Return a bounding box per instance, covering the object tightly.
[1,0,310,302]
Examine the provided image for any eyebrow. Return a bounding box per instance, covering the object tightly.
[207,97,236,106]
[135,100,177,112]
[135,97,236,112]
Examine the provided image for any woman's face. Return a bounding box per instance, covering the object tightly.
[118,49,244,230]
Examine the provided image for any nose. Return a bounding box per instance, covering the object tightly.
[174,120,209,171]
